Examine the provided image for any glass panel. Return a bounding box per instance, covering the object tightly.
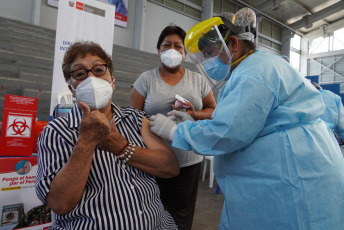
[151,0,164,4]
[261,19,272,37]
[272,24,282,41]
[309,37,330,54]
[185,5,202,19]
[214,0,222,14]
[258,20,262,33]
[272,42,281,51]
[166,0,184,11]
[223,1,236,13]
[261,37,272,47]
[290,50,300,72]
[187,0,202,7]
[291,34,301,50]
[333,28,344,51]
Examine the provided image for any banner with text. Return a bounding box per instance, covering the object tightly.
[49,0,115,120]
[47,0,127,27]
[0,156,52,229]
[0,95,38,157]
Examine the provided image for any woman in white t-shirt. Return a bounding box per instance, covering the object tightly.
[130,25,216,230]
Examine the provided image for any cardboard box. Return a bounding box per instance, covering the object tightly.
[0,156,52,230]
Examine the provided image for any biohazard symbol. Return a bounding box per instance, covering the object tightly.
[8,118,30,136]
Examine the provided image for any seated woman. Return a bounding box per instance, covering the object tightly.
[35,41,179,230]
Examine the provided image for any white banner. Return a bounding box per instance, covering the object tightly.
[0,156,52,229]
[49,0,116,120]
[47,0,128,27]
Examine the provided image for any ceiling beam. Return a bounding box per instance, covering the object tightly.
[291,0,313,14]
[255,0,285,12]
[233,0,298,34]
[288,1,344,30]
[305,18,344,40]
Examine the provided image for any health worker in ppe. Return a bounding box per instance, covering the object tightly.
[312,82,344,155]
[150,7,344,230]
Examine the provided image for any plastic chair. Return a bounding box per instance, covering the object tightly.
[202,155,214,188]
[57,91,74,105]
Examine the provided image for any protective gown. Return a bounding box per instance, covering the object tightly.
[319,89,344,140]
[172,50,344,229]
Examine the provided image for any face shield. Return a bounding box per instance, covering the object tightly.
[185,17,231,90]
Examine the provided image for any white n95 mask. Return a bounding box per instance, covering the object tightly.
[71,77,114,110]
[160,49,183,68]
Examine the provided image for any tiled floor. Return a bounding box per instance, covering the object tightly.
[192,171,224,230]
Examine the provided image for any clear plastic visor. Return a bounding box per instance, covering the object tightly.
[187,25,231,90]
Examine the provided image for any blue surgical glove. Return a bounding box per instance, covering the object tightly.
[167,110,195,123]
[150,114,177,142]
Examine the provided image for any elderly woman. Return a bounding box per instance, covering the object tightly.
[35,41,179,229]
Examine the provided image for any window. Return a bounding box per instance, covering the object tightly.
[290,34,301,71]
[309,27,344,54]
[257,18,282,51]
[291,34,301,50]
[333,28,344,51]
[213,0,238,14]
[309,36,330,54]
[149,0,202,19]
[290,51,300,71]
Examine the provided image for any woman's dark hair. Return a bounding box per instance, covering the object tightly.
[62,41,114,82]
[156,25,186,50]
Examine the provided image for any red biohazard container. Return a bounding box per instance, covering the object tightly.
[0,95,38,156]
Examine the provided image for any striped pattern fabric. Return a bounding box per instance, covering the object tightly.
[35,103,177,230]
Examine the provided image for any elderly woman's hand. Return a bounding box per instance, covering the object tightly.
[78,101,111,145]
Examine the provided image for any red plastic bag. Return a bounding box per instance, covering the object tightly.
[32,121,49,153]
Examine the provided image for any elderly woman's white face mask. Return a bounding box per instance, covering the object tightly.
[70,77,115,110]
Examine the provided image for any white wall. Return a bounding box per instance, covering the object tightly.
[0,0,34,24]
[112,0,136,49]
[39,1,58,29]
[143,2,200,54]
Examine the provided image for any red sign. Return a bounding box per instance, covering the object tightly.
[76,1,84,10]
[115,13,127,21]
[0,95,38,156]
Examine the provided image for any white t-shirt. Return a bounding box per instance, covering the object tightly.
[133,67,211,167]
